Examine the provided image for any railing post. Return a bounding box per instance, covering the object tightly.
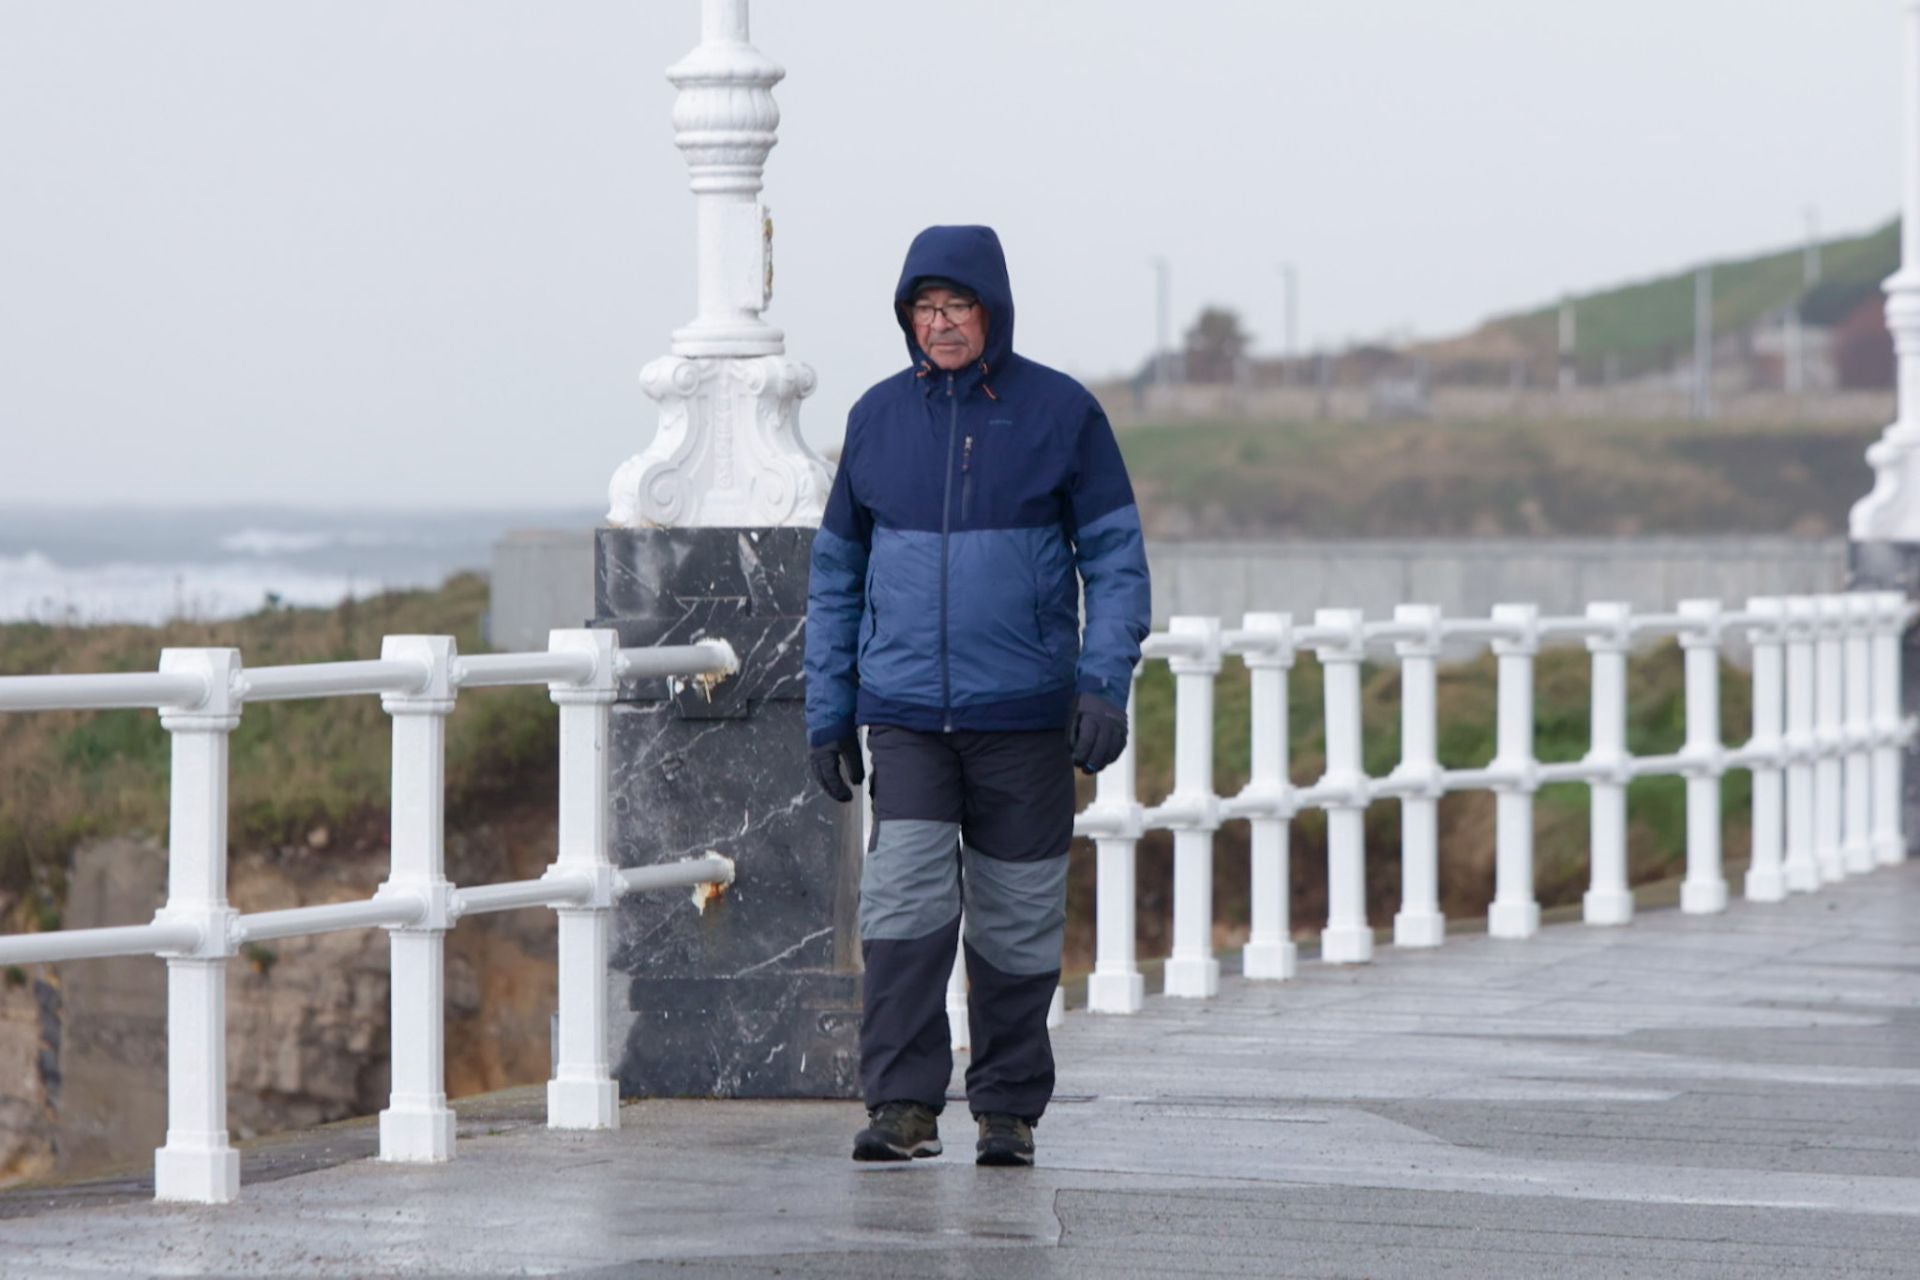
[947,929,970,1050]
[1679,599,1728,913]
[1842,594,1878,874]
[1084,669,1146,1014]
[1164,617,1223,998]
[1744,597,1788,902]
[1389,605,1445,948]
[1783,597,1821,892]
[1871,592,1909,866]
[1582,602,1634,924]
[152,648,242,1204]
[1489,604,1541,940]
[546,629,622,1129]
[1239,613,1298,978]
[376,636,458,1162]
[1814,597,1848,882]
[1313,609,1372,964]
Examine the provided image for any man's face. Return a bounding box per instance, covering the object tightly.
[909,287,989,371]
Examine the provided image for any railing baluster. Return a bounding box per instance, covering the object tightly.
[1814,597,1848,883]
[1313,609,1372,963]
[1084,670,1146,1014]
[1783,597,1821,892]
[1239,613,1298,977]
[376,636,459,1162]
[1679,600,1729,914]
[947,926,970,1050]
[1583,602,1634,924]
[1489,604,1542,939]
[1164,617,1223,998]
[152,648,242,1205]
[546,629,621,1129]
[1871,592,1908,867]
[1390,605,1444,948]
[1843,595,1878,874]
[1744,597,1788,902]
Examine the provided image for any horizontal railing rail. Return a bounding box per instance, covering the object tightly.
[0,628,739,1205]
[1059,591,1914,1017]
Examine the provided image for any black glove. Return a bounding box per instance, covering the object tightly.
[810,736,865,802]
[1069,693,1128,775]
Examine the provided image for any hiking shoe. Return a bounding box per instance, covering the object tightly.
[852,1101,942,1161]
[974,1113,1035,1167]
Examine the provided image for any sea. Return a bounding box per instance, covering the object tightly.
[0,506,600,626]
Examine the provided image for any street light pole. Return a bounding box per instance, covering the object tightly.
[1152,256,1172,385]
[1280,263,1298,369]
[1558,293,1577,394]
[1693,265,1714,421]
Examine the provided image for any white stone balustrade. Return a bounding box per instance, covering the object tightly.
[3,593,1912,1203]
[1062,591,1913,1019]
[0,632,740,1204]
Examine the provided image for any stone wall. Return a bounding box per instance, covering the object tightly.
[1099,384,1894,430]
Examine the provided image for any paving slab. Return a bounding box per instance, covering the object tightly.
[1,863,1915,1277]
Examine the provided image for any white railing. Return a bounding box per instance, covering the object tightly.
[1052,591,1913,1017]
[0,629,737,1205]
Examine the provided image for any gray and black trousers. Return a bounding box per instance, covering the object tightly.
[859,724,1074,1124]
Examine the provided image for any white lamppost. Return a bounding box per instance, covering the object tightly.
[596,0,862,1104]
[1852,2,1920,539]
[607,0,831,529]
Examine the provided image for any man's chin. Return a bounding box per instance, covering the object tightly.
[927,349,972,370]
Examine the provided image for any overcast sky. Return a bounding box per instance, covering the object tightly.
[0,1,1903,511]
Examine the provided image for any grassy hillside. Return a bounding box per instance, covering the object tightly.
[1491,220,1898,378]
[1118,417,1878,539]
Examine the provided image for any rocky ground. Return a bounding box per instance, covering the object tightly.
[0,809,559,1187]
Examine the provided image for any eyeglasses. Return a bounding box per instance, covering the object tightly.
[907,298,979,325]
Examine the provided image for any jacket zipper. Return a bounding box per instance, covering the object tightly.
[960,435,974,523]
[939,373,957,731]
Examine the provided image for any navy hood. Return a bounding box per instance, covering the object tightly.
[893,225,1014,378]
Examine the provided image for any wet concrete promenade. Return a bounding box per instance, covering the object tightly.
[3,862,1916,1278]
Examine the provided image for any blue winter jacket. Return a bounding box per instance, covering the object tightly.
[804,225,1152,747]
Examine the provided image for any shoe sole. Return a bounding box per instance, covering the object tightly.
[975,1147,1035,1168]
[852,1136,942,1162]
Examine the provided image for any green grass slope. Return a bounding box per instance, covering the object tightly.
[1119,418,1877,538]
[1493,220,1897,378]
[0,575,555,937]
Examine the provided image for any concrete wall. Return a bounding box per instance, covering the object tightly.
[488,529,1846,652]
[1149,536,1846,628]
[488,529,596,651]
[1095,384,1892,430]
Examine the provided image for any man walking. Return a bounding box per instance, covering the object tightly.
[804,225,1151,1166]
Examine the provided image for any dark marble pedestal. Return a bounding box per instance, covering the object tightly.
[595,527,863,1098]
[1848,539,1920,854]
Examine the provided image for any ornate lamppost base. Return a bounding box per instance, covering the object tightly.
[595,527,862,1099]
